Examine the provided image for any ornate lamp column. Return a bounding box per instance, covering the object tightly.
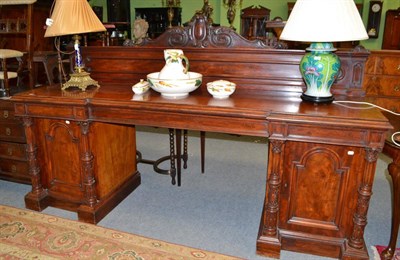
[166,0,181,28]
[223,0,242,30]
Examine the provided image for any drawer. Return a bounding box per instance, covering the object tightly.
[0,158,29,176]
[370,97,400,113]
[0,122,26,143]
[0,100,17,122]
[363,75,400,96]
[380,57,400,76]
[0,158,30,184]
[0,141,27,160]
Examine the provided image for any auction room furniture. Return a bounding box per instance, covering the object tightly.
[379,112,400,260]
[136,128,189,187]
[33,51,59,86]
[0,0,38,90]
[0,0,47,184]
[12,15,392,260]
[363,50,400,113]
[382,8,400,50]
[135,7,182,39]
[107,0,131,39]
[0,99,29,184]
[0,50,29,184]
[240,5,270,41]
[0,49,23,96]
[362,50,400,260]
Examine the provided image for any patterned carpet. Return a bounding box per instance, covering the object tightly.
[0,205,241,259]
[372,245,400,260]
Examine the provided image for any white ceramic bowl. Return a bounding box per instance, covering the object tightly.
[132,79,150,95]
[207,80,236,99]
[147,72,202,98]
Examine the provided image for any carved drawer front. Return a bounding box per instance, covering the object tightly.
[381,57,400,76]
[0,141,27,160]
[0,101,16,122]
[0,122,25,142]
[373,98,400,113]
[378,77,400,96]
[364,76,400,97]
[364,56,377,75]
[0,159,29,176]
[363,75,381,95]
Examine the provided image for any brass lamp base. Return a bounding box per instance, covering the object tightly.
[62,69,100,91]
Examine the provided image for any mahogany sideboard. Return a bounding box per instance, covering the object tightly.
[11,15,393,259]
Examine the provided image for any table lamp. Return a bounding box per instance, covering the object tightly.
[280,0,368,103]
[45,0,106,91]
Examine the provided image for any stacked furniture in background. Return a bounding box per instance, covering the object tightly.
[0,0,37,184]
[0,0,37,90]
[362,50,400,260]
[0,49,23,96]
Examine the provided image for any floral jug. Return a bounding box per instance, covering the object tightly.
[158,49,190,79]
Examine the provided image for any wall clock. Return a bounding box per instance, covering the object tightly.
[366,1,383,38]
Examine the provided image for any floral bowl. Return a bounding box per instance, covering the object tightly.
[147,72,202,98]
[207,80,236,99]
[132,79,150,95]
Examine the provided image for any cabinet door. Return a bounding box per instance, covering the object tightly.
[279,141,363,238]
[36,119,85,203]
[382,9,400,50]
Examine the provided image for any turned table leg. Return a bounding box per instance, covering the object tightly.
[381,142,400,260]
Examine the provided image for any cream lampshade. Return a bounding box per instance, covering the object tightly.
[280,0,368,103]
[45,0,106,91]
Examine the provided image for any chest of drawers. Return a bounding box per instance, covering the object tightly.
[363,50,400,112]
[0,99,30,184]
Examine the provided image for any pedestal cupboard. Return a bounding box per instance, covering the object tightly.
[22,115,140,224]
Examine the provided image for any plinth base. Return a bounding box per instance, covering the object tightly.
[301,93,334,104]
[62,71,100,91]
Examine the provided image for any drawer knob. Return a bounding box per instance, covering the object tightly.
[398,65,400,70]
[5,127,11,136]
[7,147,13,156]
[3,110,8,119]
[11,165,17,173]
[395,86,400,92]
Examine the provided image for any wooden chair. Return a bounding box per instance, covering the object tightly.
[137,128,205,187]
[0,49,23,96]
[0,0,36,90]
[175,130,206,186]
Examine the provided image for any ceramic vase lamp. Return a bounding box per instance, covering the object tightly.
[280,0,368,103]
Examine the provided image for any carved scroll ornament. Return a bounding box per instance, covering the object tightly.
[144,13,270,49]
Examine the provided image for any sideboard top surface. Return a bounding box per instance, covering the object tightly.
[11,84,390,130]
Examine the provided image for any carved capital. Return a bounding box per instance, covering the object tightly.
[365,147,381,163]
[270,140,284,154]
